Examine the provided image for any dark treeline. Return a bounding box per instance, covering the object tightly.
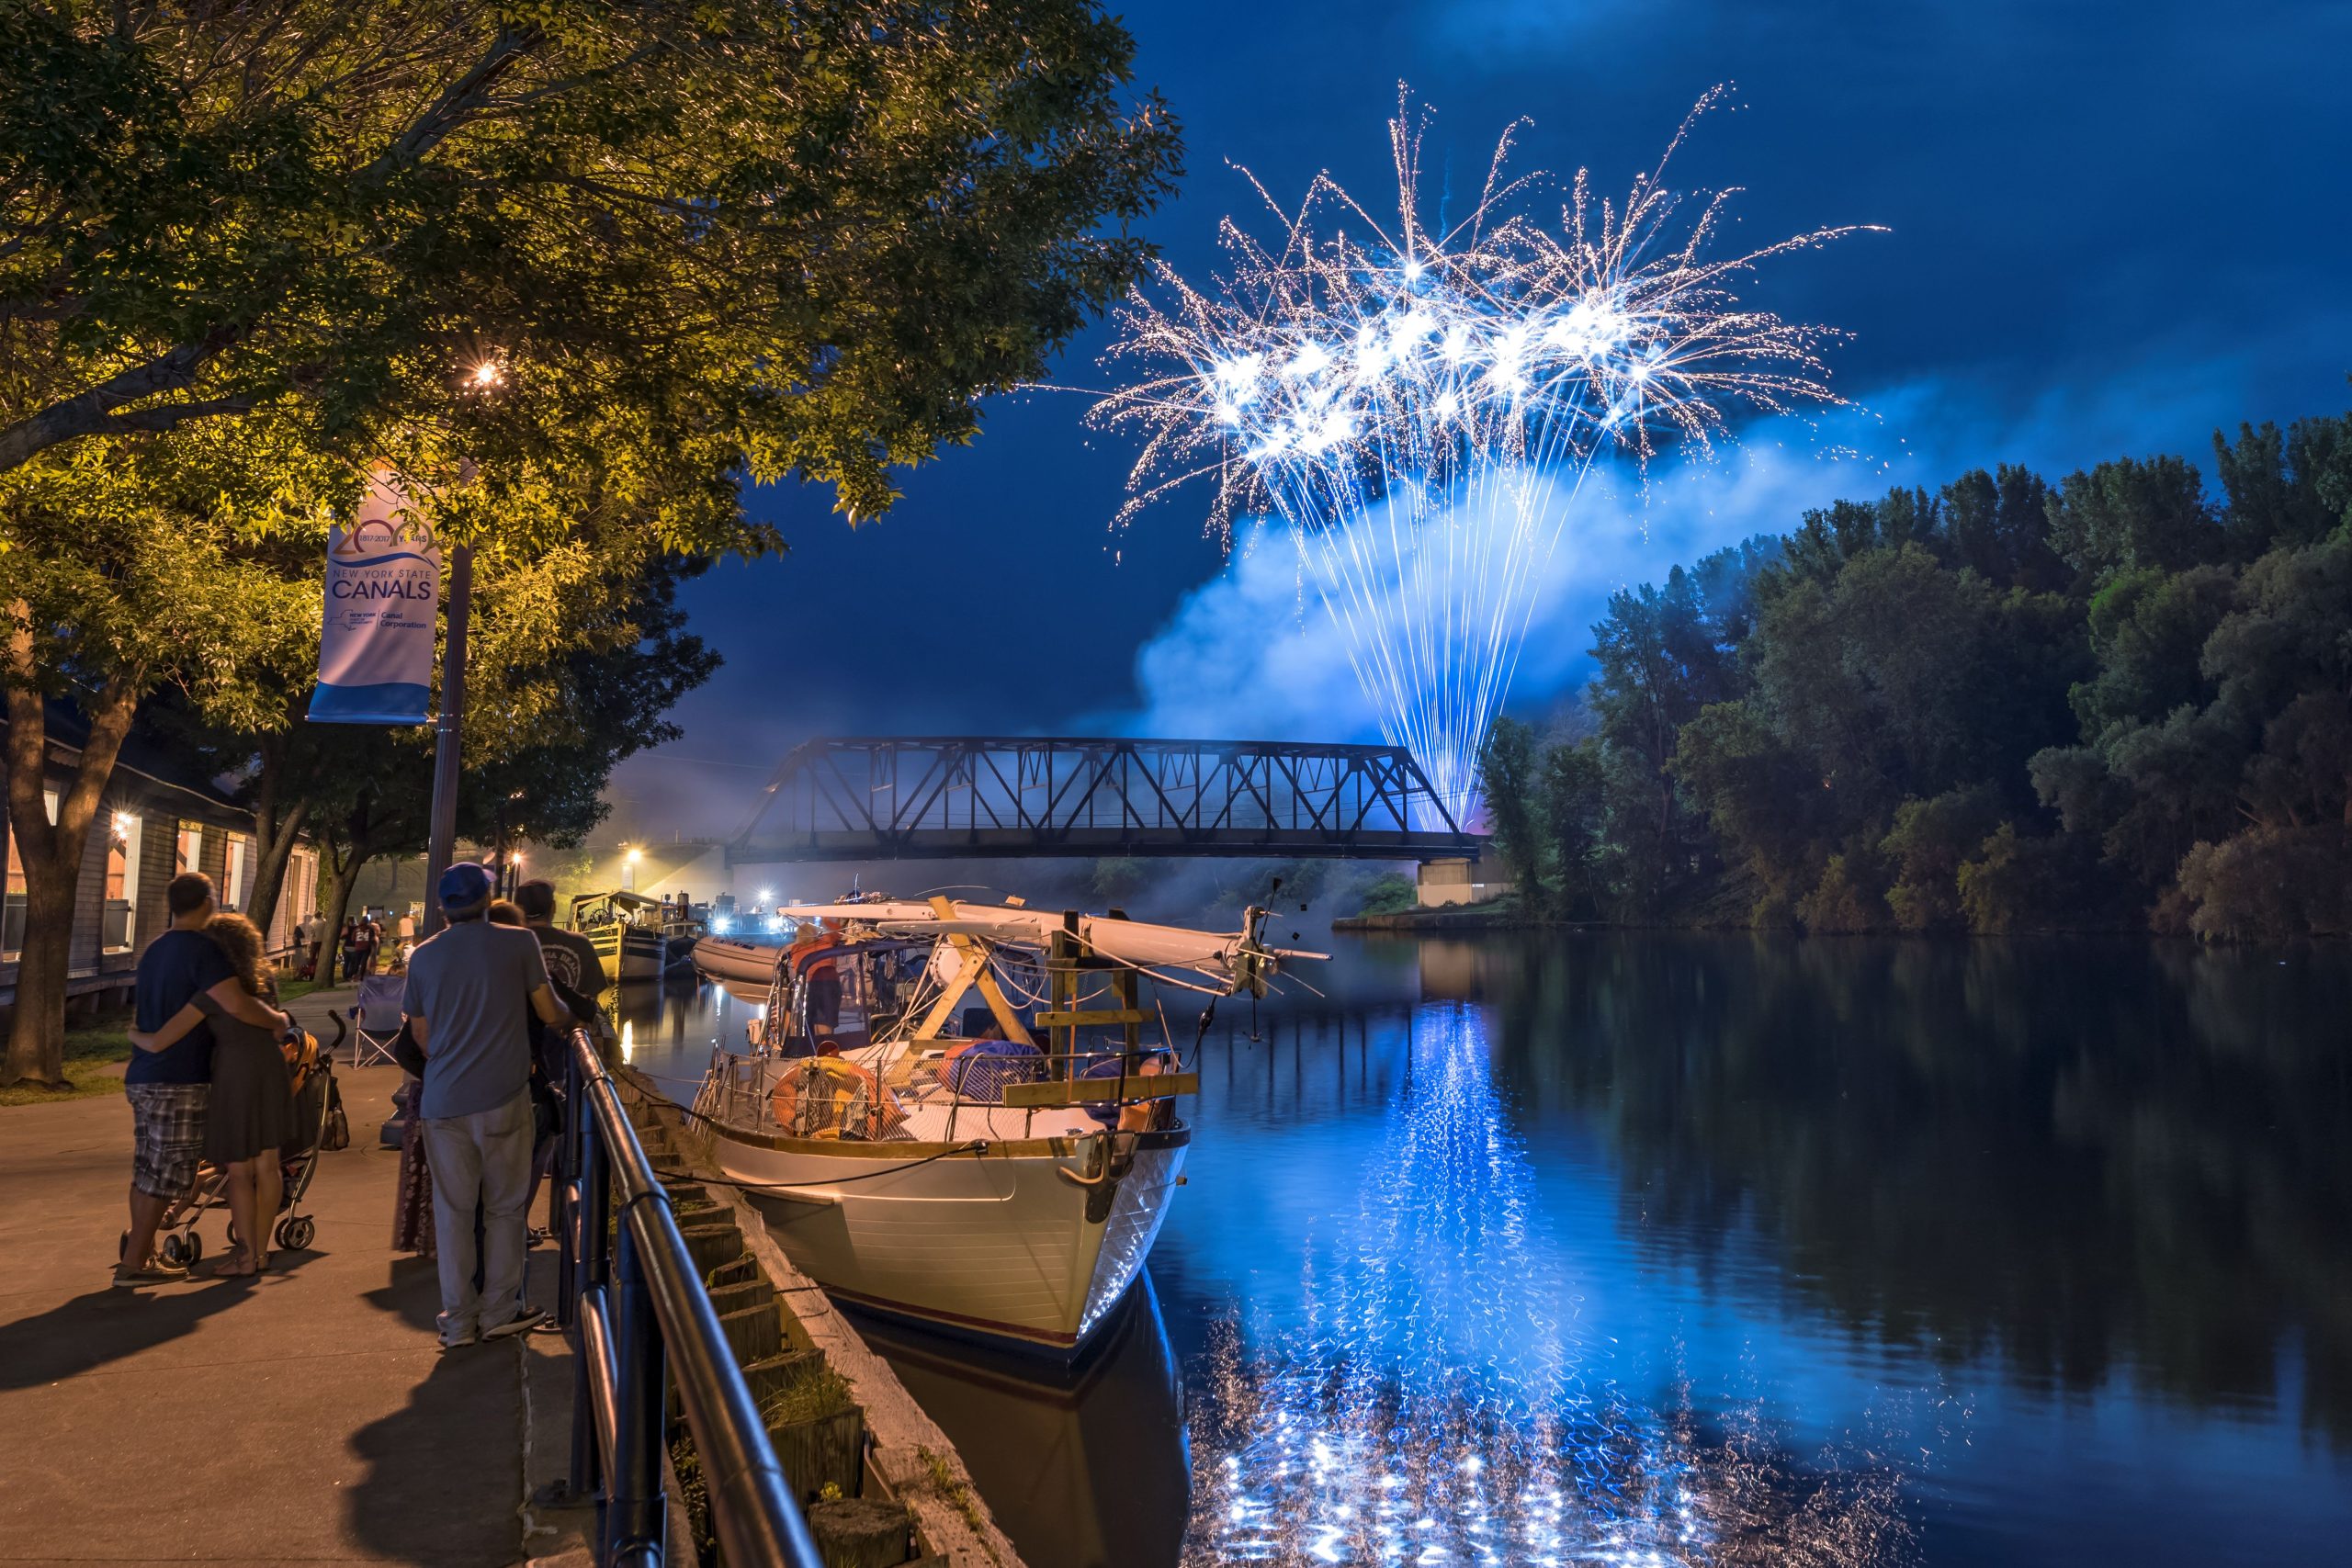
[1479,405,2352,940]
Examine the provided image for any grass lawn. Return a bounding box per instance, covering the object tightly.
[0,1020,135,1108]
[0,973,329,1108]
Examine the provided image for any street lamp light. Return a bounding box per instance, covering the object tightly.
[424,345,509,936]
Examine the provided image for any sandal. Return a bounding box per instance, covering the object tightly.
[202,1251,258,1279]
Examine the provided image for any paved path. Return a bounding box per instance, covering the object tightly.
[0,986,589,1567]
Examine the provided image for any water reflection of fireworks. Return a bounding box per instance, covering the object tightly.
[1182,1006,1909,1566]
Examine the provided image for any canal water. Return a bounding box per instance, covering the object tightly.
[613,933,2352,1567]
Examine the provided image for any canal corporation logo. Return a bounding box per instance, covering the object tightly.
[332,467,440,563]
[332,514,435,559]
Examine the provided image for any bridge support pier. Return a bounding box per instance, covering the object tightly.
[1416,855,1515,908]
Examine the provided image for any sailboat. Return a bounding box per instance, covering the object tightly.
[689,897,1320,1351]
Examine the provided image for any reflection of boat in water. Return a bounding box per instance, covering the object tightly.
[691,897,1320,1352]
[846,1271,1190,1568]
[569,889,671,982]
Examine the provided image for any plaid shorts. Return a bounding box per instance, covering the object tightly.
[126,1082,210,1200]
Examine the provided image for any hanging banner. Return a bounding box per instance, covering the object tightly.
[308,468,442,725]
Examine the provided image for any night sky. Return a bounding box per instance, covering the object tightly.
[604,0,2352,840]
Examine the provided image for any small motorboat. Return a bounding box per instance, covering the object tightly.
[691,897,1321,1352]
[691,931,785,990]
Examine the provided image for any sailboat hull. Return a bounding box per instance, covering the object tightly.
[588,925,669,981]
[709,1124,1188,1351]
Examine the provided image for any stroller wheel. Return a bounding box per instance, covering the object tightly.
[225,1219,240,1248]
[185,1230,204,1264]
[118,1228,130,1261]
[277,1215,316,1252]
[160,1233,193,1269]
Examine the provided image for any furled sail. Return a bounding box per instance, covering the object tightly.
[774,901,1324,990]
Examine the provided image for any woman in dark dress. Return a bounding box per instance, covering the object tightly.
[130,913,296,1277]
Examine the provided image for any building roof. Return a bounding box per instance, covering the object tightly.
[16,697,246,817]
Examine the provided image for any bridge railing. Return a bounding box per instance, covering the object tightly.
[556,1027,822,1568]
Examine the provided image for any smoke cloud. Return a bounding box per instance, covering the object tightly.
[1111,350,2352,747]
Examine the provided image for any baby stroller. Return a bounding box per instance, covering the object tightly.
[124,1020,349,1269]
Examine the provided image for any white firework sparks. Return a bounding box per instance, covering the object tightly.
[1087,89,1876,819]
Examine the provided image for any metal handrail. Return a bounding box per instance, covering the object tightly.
[556,1027,824,1567]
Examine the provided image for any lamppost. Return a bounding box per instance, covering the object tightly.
[421,355,505,938]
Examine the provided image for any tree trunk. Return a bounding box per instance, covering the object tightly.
[242,735,309,940]
[319,863,364,957]
[2,869,77,1088]
[314,824,376,976]
[1,660,141,1087]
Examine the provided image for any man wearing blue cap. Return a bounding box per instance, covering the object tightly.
[403,861,573,1348]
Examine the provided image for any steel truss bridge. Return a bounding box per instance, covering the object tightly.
[729,738,1476,863]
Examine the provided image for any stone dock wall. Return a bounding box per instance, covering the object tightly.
[616,1066,1029,1568]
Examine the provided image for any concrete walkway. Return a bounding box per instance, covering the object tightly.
[0,986,590,1567]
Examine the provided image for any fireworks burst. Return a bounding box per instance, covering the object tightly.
[1087,89,1876,819]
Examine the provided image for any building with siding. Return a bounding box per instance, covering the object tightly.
[0,704,321,1017]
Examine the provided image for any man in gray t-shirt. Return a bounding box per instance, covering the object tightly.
[403,862,571,1348]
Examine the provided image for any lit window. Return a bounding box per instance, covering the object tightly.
[222,834,250,912]
[104,811,141,953]
[177,821,204,876]
[4,791,59,960]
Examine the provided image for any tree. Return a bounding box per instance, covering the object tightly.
[247,525,725,940]
[1581,543,1765,912]
[1940,465,2064,592]
[2044,455,2217,584]
[1,1,1181,517]
[0,0,1181,1080]
[1879,786,2003,931]
[1537,739,1607,919]
[1670,700,1820,922]
[2211,416,2352,558]
[0,424,318,1087]
[1476,718,1544,906]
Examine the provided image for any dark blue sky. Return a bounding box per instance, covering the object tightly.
[605,0,2352,839]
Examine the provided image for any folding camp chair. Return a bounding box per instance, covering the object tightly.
[345,974,406,1068]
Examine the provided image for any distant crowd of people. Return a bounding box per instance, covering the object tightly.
[116,865,609,1353]
[288,908,421,985]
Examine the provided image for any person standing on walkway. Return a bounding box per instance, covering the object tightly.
[402,863,572,1347]
[130,912,296,1278]
[514,879,607,1012]
[117,874,271,1287]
